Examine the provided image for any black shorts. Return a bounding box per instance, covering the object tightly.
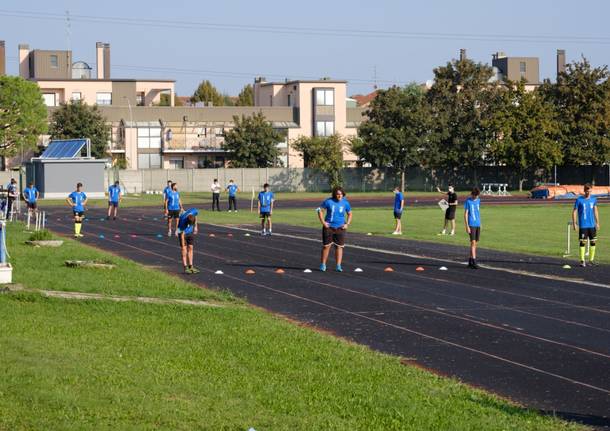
[73,211,84,217]
[178,233,195,247]
[323,227,346,247]
[445,206,456,220]
[579,228,597,241]
[469,226,481,242]
[168,210,180,219]
[394,210,402,220]
[27,202,37,210]
[108,201,119,208]
[260,211,271,219]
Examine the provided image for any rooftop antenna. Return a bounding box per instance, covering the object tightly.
[65,10,72,51]
[373,65,378,90]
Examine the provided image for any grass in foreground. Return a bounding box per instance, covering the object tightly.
[0,224,583,430]
[202,203,610,263]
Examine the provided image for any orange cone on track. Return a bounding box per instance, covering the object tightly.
[416,266,425,272]
[245,269,256,275]
[274,268,285,274]
[227,233,233,237]
[384,267,394,272]
[209,233,216,237]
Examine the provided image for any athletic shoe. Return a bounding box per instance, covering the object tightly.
[228,210,232,212]
[190,267,201,274]
[319,263,327,272]
[336,265,343,272]
[472,261,480,269]
[113,217,116,221]
[267,230,272,236]
[261,230,266,236]
[106,216,110,220]
[450,231,455,236]
[174,231,179,237]
[184,267,193,274]
[392,231,401,235]
[589,260,598,266]
[167,230,172,237]
[580,261,587,267]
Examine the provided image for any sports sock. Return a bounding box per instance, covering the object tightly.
[579,246,586,262]
[589,245,596,262]
[75,222,82,235]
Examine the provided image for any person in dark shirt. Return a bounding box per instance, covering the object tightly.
[437,186,458,236]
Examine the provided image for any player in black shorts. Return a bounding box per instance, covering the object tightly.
[437,185,458,235]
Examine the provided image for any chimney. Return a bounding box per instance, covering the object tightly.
[18,44,30,78]
[459,49,467,62]
[557,49,566,78]
[253,76,267,106]
[103,43,110,79]
[0,41,5,76]
[96,42,111,79]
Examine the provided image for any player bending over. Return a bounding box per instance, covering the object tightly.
[66,182,88,238]
[258,183,274,235]
[572,183,600,267]
[178,208,200,274]
[464,187,481,269]
[318,187,352,272]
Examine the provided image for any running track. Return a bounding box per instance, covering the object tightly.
[44,207,610,428]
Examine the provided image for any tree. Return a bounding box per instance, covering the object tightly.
[0,76,48,158]
[191,80,224,106]
[292,135,345,188]
[427,57,502,183]
[352,83,430,191]
[222,112,283,167]
[49,100,111,159]
[236,84,254,106]
[489,81,562,190]
[539,57,610,166]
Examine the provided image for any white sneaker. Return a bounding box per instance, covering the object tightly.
[391,231,401,235]
[167,230,172,237]
[450,231,455,236]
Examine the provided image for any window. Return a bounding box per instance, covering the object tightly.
[71,92,82,101]
[96,92,112,105]
[42,93,56,107]
[287,94,291,106]
[136,92,145,106]
[315,89,334,106]
[520,61,527,78]
[315,121,334,137]
[50,55,58,68]
[137,153,161,169]
[198,156,211,169]
[168,157,184,169]
[137,127,161,149]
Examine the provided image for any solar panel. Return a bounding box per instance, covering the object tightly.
[41,139,88,159]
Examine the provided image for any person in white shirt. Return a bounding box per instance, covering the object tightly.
[211,179,221,211]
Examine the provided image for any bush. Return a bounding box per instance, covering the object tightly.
[28,230,53,241]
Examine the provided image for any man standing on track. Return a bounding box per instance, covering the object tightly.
[165,182,183,237]
[437,185,458,235]
[464,187,481,269]
[227,179,239,212]
[162,180,172,219]
[572,183,600,267]
[177,208,199,274]
[66,182,88,238]
[23,182,39,220]
[318,187,352,272]
[107,181,122,220]
[211,178,221,211]
[258,183,274,235]
[392,186,405,235]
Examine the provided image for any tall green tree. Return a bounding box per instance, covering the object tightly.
[236,84,254,106]
[191,80,224,106]
[292,135,345,188]
[539,57,610,166]
[352,83,430,191]
[49,100,111,159]
[0,76,48,158]
[489,81,562,190]
[222,112,283,167]
[427,57,502,183]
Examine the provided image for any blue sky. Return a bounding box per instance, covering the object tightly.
[1,0,609,97]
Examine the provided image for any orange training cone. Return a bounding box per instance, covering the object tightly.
[245,269,256,275]
[274,268,285,274]
[384,267,394,272]
[416,266,425,272]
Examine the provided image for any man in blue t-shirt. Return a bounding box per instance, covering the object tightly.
[392,187,405,235]
[164,182,183,237]
[162,180,172,216]
[23,182,39,218]
[317,187,352,272]
[107,181,122,220]
[177,208,199,274]
[226,179,239,212]
[572,183,600,267]
[258,183,275,235]
[463,187,481,269]
[66,182,88,238]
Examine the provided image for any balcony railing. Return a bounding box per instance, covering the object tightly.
[163,135,225,152]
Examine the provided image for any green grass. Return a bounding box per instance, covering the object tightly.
[0,223,584,430]
[201,203,609,263]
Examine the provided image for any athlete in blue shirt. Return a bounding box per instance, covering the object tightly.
[317,187,352,272]
[66,182,88,238]
[226,179,239,212]
[177,208,199,274]
[572,183,600,267]
[258,183,275,235]
[392,187,405,235]
[23,182,40,218]
[463,187,481,269]
[106,181,122,220]
[164,182,183,237]
[162,180,172,216]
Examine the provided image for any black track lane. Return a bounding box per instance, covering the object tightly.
[43,207,610,427]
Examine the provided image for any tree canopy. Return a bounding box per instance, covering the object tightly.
[222,112,283,167]
[292,135,345,188]
[236,84,254,106]
[191,80,224,106]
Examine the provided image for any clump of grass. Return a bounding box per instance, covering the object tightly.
[28,230,53,241]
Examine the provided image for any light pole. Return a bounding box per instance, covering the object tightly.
[122,96,134,173]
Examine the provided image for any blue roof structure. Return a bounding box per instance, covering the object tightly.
[40,139,90,159]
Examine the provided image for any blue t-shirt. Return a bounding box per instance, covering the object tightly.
[394,192,404,212]
[24,187,38,202]
[258,191,274,213]
[464,197,481,227]
[319,198,352,229]
[166,190,181,211]
[574,196,597,229]
[178,208,199,234]
[227,184,238,197]
[108,185,121,203]
[68,191,87,212]
[163,186,172,198]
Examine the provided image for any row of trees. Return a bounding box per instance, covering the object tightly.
[191,80,254,106]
